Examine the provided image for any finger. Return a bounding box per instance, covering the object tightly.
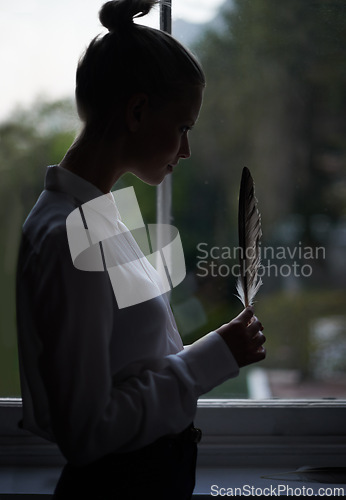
[254,346,266,362]
[247,319,263,336]
[246,314,263,328]
[247,345,266,365]
[256,345,266,359]
[252,331,266,347]
[236,306,254,325]
[245,329,265,349]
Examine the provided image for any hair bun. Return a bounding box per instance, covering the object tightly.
[99,0,158,32]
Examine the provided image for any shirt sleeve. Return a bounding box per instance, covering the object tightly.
[22,224,239,466]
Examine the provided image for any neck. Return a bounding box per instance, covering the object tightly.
[59,130,126,193]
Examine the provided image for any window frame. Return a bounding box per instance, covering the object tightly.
[0,0,345,473]
[0,398,346,467]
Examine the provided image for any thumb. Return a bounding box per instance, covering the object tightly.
[236,306,254,324]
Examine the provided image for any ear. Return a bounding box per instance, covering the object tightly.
[126,93,149,132]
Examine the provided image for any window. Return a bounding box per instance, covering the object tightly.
[169,0,346,401]
[0,0,345,477]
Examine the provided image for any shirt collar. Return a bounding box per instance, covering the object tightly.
[44,165,105,205]
[44,165,122,222]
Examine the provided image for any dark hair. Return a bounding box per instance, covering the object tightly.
[75,0,205,131]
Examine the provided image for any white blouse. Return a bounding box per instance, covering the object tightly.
[16,165,239,466]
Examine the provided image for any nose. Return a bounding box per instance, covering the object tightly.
[178,133,191,159]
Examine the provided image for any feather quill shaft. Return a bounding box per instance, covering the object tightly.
[236,167,262,307]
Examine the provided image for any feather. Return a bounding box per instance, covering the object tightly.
[236,167,262,307]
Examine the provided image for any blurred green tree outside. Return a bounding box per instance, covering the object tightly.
[0,99,78,395]
[171,0,346,395]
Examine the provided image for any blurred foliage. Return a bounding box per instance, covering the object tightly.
[256,289,346,376]
[0,98,78,396]
[172,0,346,394]
[179,0,346,241]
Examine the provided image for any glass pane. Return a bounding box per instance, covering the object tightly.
[0,1,159,396]
[171,0,346,398]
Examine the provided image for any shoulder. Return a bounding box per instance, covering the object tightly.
[22,189,80,253]
[18,190,82,277]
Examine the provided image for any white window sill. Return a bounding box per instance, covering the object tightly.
[1,399,346,465]
[0,398,345,495]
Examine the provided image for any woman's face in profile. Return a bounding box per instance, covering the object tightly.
[126,85,204,185]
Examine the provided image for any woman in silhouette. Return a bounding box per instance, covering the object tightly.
[16,1,266,498]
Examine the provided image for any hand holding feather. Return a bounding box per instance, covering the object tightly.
[216,308,266,367]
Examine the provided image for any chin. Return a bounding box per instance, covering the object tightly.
[135,171,168,186]
[146,177,166,187]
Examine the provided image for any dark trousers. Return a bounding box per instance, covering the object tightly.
[53,426,199,499]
